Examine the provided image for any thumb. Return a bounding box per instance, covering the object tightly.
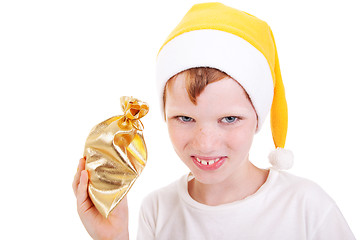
[107,196,129,230]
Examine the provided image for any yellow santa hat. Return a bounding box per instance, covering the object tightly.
[156,2,293,170]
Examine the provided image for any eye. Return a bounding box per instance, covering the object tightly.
[177,116,194,123]
[221,116,239,124]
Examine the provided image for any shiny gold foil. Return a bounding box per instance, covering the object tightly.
[84,96,149,218]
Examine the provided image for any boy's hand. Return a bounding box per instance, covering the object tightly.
[73,157,129,240]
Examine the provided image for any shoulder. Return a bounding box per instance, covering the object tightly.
[270,170,355,239]
[273,169,333,199]
[138,174,186,235]
[140,174,185,213]
[268,169,336,210]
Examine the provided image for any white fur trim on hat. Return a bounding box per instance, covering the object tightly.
[156,29,274,131]
[268,147,294,170]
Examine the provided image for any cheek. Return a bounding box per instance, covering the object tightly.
[226,126,255,152]
[167,123,189,152]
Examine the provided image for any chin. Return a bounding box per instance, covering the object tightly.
[189,167,228,185]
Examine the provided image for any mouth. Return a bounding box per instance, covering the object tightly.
[191,156,226,170]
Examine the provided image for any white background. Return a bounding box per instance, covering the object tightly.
[1,0,359,239]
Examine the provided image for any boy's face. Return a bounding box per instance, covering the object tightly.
[165,72,258,185]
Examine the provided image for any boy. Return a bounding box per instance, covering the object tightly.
[73,2,355,239]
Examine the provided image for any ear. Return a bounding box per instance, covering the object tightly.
[254,114,259,133]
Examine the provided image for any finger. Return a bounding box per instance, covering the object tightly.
[73,157,86,195]
[77,170,89,206]
[77,170,95,215]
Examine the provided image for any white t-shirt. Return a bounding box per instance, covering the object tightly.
[137,168,355,240]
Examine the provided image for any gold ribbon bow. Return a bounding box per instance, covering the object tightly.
[84,96,149,218]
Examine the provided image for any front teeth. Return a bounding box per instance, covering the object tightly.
[196,157,220,166]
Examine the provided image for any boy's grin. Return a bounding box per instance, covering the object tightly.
[191,156,226,170]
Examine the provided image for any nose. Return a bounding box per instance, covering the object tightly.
[192,124,219,154]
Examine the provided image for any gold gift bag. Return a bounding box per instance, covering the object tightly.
[84,96,149,218]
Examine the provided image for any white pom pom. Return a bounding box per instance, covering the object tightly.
[268,147,294,170]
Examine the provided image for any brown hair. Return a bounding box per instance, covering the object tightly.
[163,67,229,113]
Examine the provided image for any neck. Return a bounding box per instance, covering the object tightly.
[188,161,269,206]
